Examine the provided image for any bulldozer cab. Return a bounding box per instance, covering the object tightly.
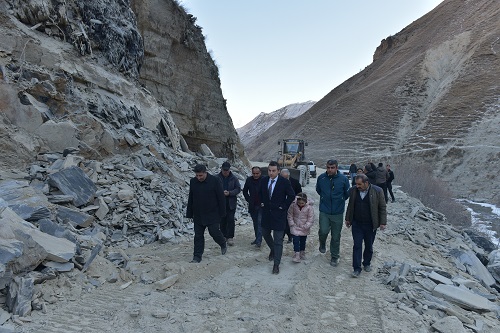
[275,139,310,187]
[278,139,307,168]
[283,141,301,155]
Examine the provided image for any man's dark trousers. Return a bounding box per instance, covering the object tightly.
[262,228,285,265]
[250,206,262,244]
[220,209,236,239]
[193,223,226,261]
[351,221,377,272]
[377,183,389,203]
[387,182,395,201]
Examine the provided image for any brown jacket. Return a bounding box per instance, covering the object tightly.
[345,185,387,229]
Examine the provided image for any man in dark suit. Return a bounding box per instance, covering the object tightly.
[260,161,295,274]
[186,164,227,263]
[280,168,302,243]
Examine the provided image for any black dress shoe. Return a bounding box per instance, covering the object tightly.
[272,264,279,274]
[251,240,257,245]
[268,252,274,261]
[190,257,201,263]
[221,243,227,255]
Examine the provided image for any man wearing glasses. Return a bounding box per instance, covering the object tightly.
[316,159,350,267]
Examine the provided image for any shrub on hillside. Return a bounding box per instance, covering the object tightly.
[393,159,471,227]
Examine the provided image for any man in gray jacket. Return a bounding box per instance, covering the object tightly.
[217,161,241,246]
[345,174,387,277]
[375,162,389,203]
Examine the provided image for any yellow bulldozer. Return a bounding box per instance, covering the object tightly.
[277,139,310,187]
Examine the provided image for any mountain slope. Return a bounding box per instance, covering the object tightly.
[236,101,315,146]
[244,0,500,202]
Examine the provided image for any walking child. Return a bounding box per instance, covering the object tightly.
[287,193,315,263]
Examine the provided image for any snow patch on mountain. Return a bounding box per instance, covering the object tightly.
[236,101,316,146]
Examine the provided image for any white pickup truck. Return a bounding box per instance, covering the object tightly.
[308,161,317,178]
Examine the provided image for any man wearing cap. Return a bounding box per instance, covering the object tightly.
[186,164,227,263]
[217,161,241,246]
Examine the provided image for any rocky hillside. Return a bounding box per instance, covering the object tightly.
[236,101,315,146]
[0,0,243,170]
[0,0,248,324]
[243,0,500,203]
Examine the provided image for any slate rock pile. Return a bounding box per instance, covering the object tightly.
[0,147,249,320]
[376,191,500,332]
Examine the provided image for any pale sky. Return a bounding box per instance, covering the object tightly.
[180,0,443,128]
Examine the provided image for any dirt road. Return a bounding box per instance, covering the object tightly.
[19,174,411,333]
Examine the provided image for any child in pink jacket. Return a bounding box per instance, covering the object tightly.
[287,193,314,263]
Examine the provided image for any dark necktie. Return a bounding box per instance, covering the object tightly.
[268,179,275,199]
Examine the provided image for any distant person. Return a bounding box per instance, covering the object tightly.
[186,164,227,263]
[345,174,387,277]
[349,163,357,186]
[280,168,302,243]
[316,159,350,267]
[375,162,389,203]
[217,161,241,246]
[260,161,295,274]
[386,164,395,202]
[287,193,314,263]
[243,166,263,247]
[363,164,377,184]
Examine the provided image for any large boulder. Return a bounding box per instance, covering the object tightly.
[432,284,498,312]
[0,203,76,287]
[449,248,496,287]
[48,166,97,207]
[0,180,51,221]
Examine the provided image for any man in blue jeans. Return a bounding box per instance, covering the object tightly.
[316,159,350,267]
[345,174,387,277]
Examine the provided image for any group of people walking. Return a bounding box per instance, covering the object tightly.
[350,162,395,203]
[186,159,389,278]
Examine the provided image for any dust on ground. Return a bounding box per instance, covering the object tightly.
[18,173,424,333]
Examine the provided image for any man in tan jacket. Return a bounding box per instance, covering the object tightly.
[345,173,387,277]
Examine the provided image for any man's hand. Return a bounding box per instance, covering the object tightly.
[380,224,386,231]
[345,220,351,228]
[224,190,229,196]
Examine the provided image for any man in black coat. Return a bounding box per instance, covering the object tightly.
[217,161,241,246]
[260,161,295,274]
[280,168,302,243]
[186,164,227,263]
[243,166,263,247]
[386,164,395,202]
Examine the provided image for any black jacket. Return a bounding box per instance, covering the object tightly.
[217,171,241,211]
[243,176,262,213]
[186,173,226,225]
[288,177,303,195]
[387,170,395,183]
[259,175,295,231]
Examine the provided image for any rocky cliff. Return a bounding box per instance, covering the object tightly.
[242,0,500,203]
[0,0,243,170]
[0,0,248,319]
[130,0,243,159]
